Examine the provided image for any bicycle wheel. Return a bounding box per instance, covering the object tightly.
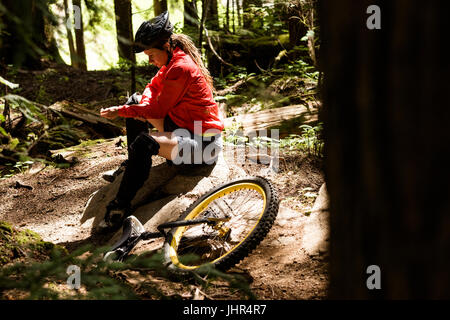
[162,176,279,274]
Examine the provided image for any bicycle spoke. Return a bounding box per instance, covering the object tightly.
[175,186,267,266]
[164,177,279,273]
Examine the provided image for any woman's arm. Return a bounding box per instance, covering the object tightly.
[100,106,120,119]
[117,64,190,120]
[100,70,163,120]
[100,106,146,122]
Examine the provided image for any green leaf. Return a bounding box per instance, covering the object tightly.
[0,76,19,89]
[1,94,47,123]
[214,96,227,102]
[8,138,19,150]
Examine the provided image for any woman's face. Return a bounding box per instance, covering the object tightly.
[144,44,169,68]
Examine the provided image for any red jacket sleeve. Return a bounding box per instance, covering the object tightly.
[139,71,163,105]
[117,64,190,119]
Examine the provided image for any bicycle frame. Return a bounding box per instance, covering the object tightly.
[104,215,230,262]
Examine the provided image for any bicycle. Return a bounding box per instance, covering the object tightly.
[103,176,279,275]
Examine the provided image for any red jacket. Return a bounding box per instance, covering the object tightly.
[117,47,224,134]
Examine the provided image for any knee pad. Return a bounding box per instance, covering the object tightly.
[129,133,160,157]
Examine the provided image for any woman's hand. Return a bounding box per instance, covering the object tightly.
[100,106,120,119]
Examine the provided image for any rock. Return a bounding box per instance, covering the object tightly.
[301,183,329,257]
[80,152,247,249]
[275,206,304,227]
[28,162,46,175]
[13,181,33,190]
[139,195,192,231]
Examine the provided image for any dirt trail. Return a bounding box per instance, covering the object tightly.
[0,138,328,299]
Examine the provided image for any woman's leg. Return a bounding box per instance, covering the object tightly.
[149,132,179,160]
[103,131,178,228]
[114,133,160,206]
[116,132,178,204]
[124,92,168,149]
[103,118,163,182]
[145,118,165,133]
[124,93,149,153]
[125,118,149,153]
[118,131,178,204]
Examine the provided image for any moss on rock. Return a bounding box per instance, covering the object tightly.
[0,221,67,266]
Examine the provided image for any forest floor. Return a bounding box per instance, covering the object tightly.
[0,140,327,300]
[0,62,327,300]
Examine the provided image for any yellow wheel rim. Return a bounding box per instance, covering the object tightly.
[169,182,267,270]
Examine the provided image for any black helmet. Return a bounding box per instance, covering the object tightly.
[134,11,173,53]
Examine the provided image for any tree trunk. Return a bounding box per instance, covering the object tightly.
[205,0,219,30]
[114,0,134,62]
[242,0,249,29]
[232,0,235,33]
[183,0,199,28]
[319,0,450,299]
[153,0,168,16]
[242,0,262,29]
[288,13,305,48]
[63,0,78,68]
[0,0,63,69]
[72,0,87,70]
[198,0,209,47]
[225,0,230,32]
[114,0,135,92]
[43,16,65,65]
[235,0,241,27]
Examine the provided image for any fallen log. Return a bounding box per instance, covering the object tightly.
[48,100,123,138]
[224,103,319,136]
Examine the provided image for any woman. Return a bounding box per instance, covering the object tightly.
[99,11,224,231]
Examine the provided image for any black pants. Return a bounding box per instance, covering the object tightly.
[123,93,181,152]
[116,93,182,207]
[124,93,149,155]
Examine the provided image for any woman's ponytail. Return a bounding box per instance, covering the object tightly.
[169,34,215,93]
